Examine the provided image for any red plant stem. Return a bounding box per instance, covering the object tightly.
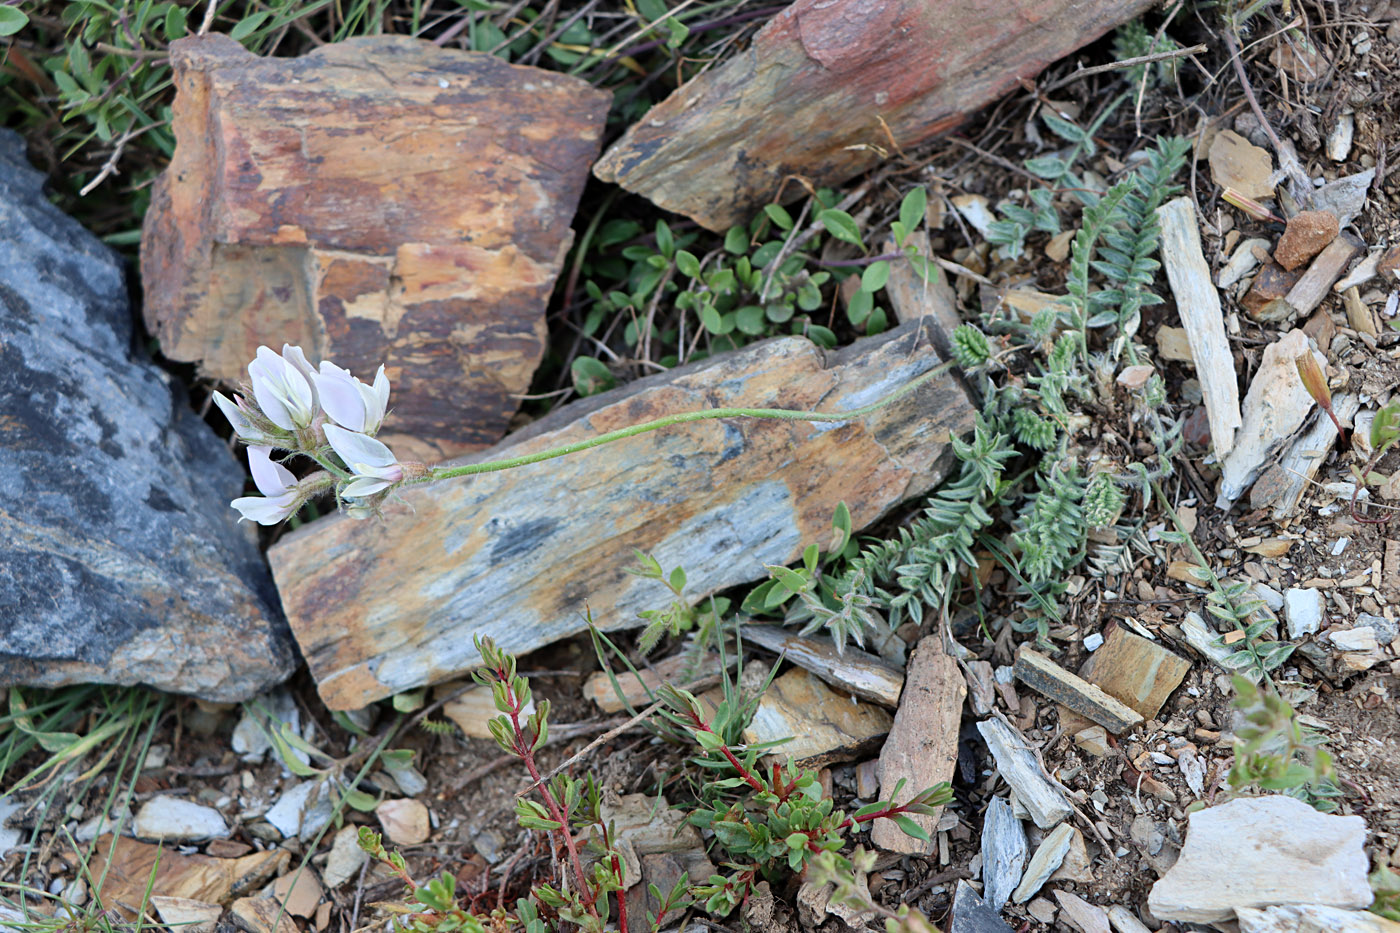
[688,716,768,794]
[502,672,597,913]
[611,848,630,933]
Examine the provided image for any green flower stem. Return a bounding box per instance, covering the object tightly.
[430,358,955,482]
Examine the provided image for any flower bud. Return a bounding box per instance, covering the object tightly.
[1294,351,1331,410]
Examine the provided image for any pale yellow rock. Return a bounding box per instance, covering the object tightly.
[743,668,893,768]
[1155,326,1194,362]
[1209,130,1275,200]
[375,799,431,846]
[150,897,222,933]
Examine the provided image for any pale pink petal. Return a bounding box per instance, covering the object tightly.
[247,446,297,498]
[313,370,367,431]
[231,492,298,525]
[325,424,397,470]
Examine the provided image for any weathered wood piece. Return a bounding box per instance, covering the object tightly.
[883,232,962,361]
[741,624,905,707]
[141,34,608,463]
[1284,233,1363,318]
[1250,393,1359,519]
[1013,648,1143,734]
[743,669,893,768]
[271,322,974,710]
[1157,197,1242,458]
[870,637,963,853]
[1218,329,1326,507]
[593,0,1156,231]
[976,718,1073,829]
[1076,627,1191,720]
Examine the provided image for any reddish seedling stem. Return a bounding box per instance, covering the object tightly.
[500,668,598,915]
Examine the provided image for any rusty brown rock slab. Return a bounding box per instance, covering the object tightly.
[593,0,1156,231]
[141,34,609,462]
[270,321,974,709]
[744,668,894,768]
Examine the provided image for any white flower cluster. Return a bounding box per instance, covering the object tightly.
[214,345,419,525]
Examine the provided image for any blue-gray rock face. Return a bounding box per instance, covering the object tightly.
[0,130,295,701]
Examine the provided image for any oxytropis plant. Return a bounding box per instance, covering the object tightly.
[216,343,954,524]
[215,344,427,523]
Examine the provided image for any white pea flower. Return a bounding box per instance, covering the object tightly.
[312,361,390,434]
[325,424,404,497]
[231,446,301,525]
[212,391,284,445]
[247,345,317,431]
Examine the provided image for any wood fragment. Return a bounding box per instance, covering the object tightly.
[270,322,974,709]
[1012,648,1143,734]
[975,718,1072,829]
[883,232,963,361]
[871,638,963,853]
[741,624,904,707]
[1219,329,1326,506]
[1249,394,1358,519]
[1283,233,1363,318]
[1157,197,1242,457]
[593,0,1156,230]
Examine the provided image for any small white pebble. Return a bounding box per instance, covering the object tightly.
[438,78,450,88]
[1084,633,1104,652]
[1333,537,1351,556]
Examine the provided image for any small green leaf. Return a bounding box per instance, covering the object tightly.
[899,187,927,240]
[699,304,725,334]
[763,204,794,231]
[735,305,766,335]
[675,249,701,278]
[817,209,864,249]
[230,10,270,41]
[861,260,890,293]
[892,815,929,841]
[341,786,380,811]
[571,356,616,396]
[724,226,749,255]
[0,6,28,36]
[164,5,187,39]
[769,565,809,593]
[655,220,675,259]
[846,287,873,326]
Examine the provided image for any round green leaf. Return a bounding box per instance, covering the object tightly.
[571,356,616,396]
[816,208,864,248]
[0,6,28,36]
[861,260,890,293]
[735,305,766,335]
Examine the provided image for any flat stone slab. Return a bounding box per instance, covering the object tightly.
[270,321,974,709]
[1148,795,1370,923]
[0,129,292,702]
[141,34,609,463]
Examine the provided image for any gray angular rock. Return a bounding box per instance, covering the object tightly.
[1147,795,1370,923]
[950,880,1016,933]
[980,797,1027,912]
[0,130,292,701]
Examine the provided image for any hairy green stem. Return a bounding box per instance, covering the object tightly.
[430,359,954,481]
